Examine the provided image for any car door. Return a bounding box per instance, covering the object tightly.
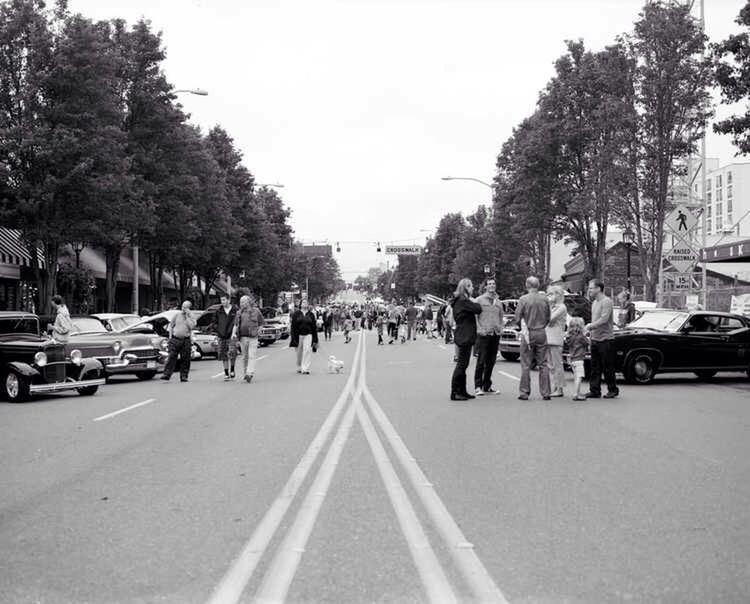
[673,314,726,370]
[715,316,750,369]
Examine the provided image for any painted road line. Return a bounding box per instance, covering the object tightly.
[208,331,364,604]
[211,372,225,379]
[439,344,447,350]
[362,383,508,604]
[498,370,520,382]
[356,398,458,603]
[254,384,361,603]
[211,355,269,379]
[92,399,157,422]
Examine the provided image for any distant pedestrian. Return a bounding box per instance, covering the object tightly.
[514,277,551,400]
[423,303,434,338]
[49,295,73,343]
[343,313,353,343]
[232,294,265,383]
[473,278,504,396]
[405,300,418,340]
[444,303,455,345]
[546,285,568,397]
[436,304,445,338]
[450,278,482,401]
[566,317,588,401]
[290,299,319,374]
[585,280,619,399]
[323,307,334,341]
[376,312,385,344]
[617,290,636,328]
[213,294,238,381]
[387,301,399,344]
[161,300,197,382]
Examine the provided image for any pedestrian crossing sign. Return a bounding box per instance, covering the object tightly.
[665,204,698,238]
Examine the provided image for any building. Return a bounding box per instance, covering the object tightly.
[692,161,750,238]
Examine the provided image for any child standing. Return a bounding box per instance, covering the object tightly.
[566,317,589,401]
[376,312,385,345]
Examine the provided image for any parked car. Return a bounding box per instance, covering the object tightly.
[259,323,282,346]
[90,313,142,332]
[192,308,219,358]
[0,311,105,402]
[38,315,168,380]
[261,307,291,339]
[611,309,750,384]
[120,311,202,360]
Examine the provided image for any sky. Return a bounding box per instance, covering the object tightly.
[68,0,750,282]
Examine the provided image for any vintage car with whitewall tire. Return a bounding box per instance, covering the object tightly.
[0,312,105,402]
[40,315,168,380]
[611,310,750,384]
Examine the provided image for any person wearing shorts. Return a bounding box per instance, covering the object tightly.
[213,294,238,380]
[566,317,589,401]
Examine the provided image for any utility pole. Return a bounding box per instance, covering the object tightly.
[700,0,709,309]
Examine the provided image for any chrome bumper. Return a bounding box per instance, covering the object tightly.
[30,378,106,393]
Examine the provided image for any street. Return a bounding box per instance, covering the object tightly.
[1,330,749,603]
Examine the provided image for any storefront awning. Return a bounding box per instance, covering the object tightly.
[0,228,45,267]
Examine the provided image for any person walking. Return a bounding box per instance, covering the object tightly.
[423,303,434,338]
[232,294,264,383]
[473,278,504,396]
[48,295,73,343]
[213,293,238,381]
[290,299,319,374]
[161,300,197,382]
[323,306,334,341]
[585,280,619,399]
[617,290,636,328]
[450,278,482,401]
[514,277,551,400]
[387,300,399,344]
[546,285,568,397]
[405,300,418,341]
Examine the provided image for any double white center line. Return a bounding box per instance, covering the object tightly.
[209,331,507,603]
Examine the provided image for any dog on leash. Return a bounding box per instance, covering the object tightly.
[327,355,345,374]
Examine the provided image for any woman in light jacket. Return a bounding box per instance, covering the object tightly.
[546,285,568,397]
[290,299,319,374]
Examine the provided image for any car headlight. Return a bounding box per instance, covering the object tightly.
[150,337,161,348]
[34,351,47,367]
[70,349,83,366]
[112,340,122,354]
[160,338,168,350]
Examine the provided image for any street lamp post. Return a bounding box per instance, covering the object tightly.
[173,88,208,96]
[441,176,494,189]
[622,227,635,293]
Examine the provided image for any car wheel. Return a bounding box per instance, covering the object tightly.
[500,352,520,361]
[136,371,157,381]
[624,353,656,384]
[4,371,30,402]
[77,386,99,396]
[694,370,717,381]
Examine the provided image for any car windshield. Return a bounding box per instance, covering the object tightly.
[0,317,39,336]
[108,316,141,331]
[71,318,108,334]
[628,311,688,332]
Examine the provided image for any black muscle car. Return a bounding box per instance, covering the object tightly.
[612,310,750,384]
[0,312,105,402]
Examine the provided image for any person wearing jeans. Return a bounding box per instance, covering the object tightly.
[473,278,504,396]
[546,286,569,397]
[449,278,482,401]
[585,279,619,399]
[232,294,264,383]
[515,276,551,400]
[290,299,319,374]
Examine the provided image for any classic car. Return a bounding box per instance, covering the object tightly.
[261,307,291,339]
[121,310,203,359]
[611,309,750,384]
[259,323,282,346]
[0,312,105,402]
[500,293,591,361]
[90,313,142,332]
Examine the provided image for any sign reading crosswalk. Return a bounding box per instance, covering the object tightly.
[384,245,422,255]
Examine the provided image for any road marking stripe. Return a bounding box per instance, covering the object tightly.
[362,383,508,604]
[93,399,156,422]
[254,387,360,603]
[356,397,457,603]
[498,370,520,382]
[439,344,447,350]
[208,331,364,604]
[211,355,269,379]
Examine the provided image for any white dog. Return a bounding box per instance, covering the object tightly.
[327,355,345,374]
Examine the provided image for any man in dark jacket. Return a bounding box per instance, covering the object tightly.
[213,294,238,380]
[405,300,419,341]
[290,299,319,374]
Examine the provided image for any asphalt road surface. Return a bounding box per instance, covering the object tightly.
[1,330,750,603]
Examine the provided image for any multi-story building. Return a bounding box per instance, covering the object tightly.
[693,161,750,239]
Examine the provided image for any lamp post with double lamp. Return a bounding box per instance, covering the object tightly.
[622,227,635,292]
[132,87,209,313]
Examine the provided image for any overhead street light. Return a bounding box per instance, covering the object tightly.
[173,88,209,96]
[256,183,285,188]
[441,176,494,189]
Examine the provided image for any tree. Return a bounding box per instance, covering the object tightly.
[394,254,418,300]
[540,40,635,283]
[624,1,713,301]
[452,205,498,290]
[416,213,465,297]
[714,1,750,154]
